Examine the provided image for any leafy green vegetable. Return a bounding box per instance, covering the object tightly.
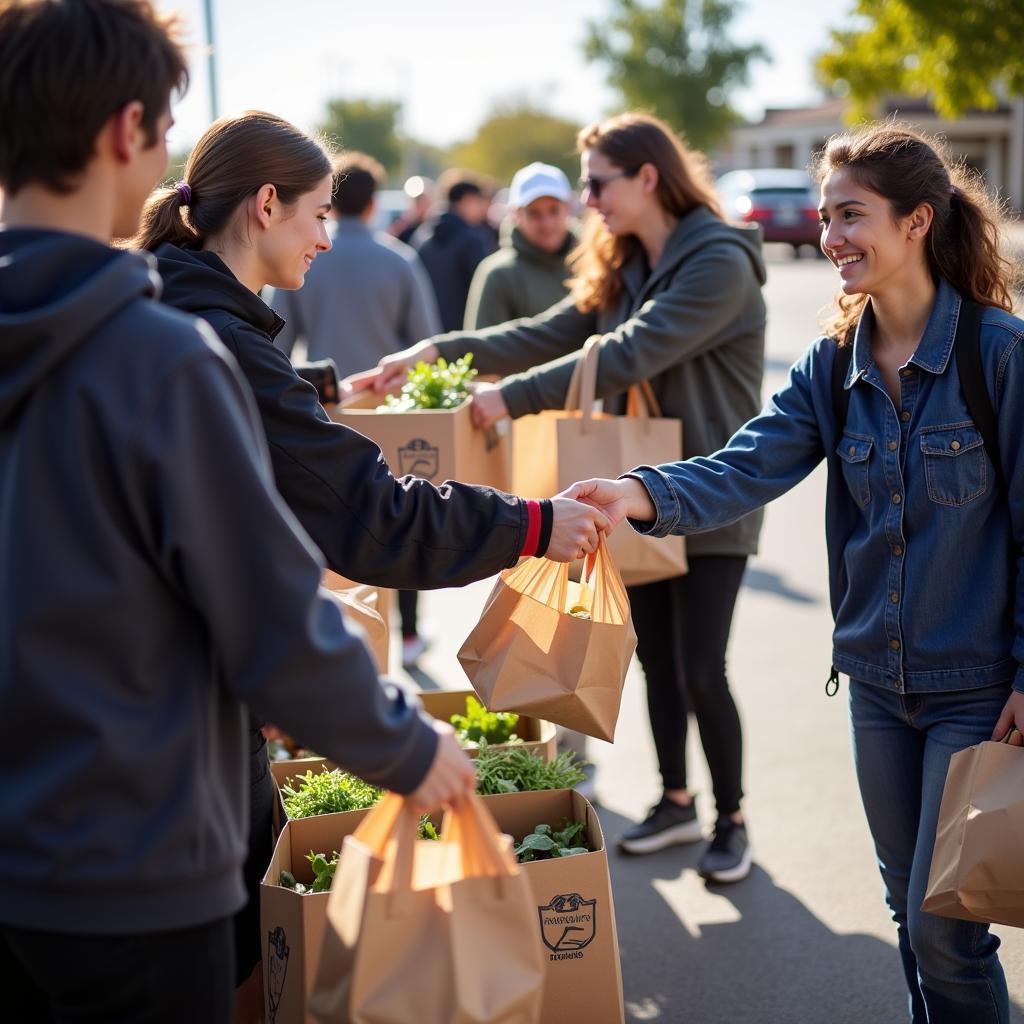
[281,769,382,819]
[514,820,591,862]
[473,748,586,796]
[381,355,477,411]
[451,696,520,747]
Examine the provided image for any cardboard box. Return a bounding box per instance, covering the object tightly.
[481,790,625,1024]
[418,688,558,762]
[262,793,621,1024]
[261,808,371,1024]
[328,393,511,491]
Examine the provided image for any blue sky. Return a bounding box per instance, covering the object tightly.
[160,0,855,152]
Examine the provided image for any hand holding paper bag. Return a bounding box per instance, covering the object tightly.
[458,538,637,742]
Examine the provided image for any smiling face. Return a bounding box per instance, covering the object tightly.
[580,147,650,237]
[818,167,931,299]
[260,172,334,289]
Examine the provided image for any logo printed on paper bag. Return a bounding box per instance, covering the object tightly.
[398,438,439,479]
[267,926,289,1023]
[538,892,597,960]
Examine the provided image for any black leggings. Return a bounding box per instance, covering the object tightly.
[628,555,747,816]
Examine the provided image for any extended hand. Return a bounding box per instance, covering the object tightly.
[469,382,508,429]
[991,690,1024,745]
[406,720,477,814]
[343,341,441,395]
[545,495,614,562]
[562,477,656,528]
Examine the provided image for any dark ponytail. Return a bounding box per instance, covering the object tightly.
[133,110,333,252]
[813,121,1017,341]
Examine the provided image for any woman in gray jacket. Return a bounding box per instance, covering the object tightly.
[359,112,768,881]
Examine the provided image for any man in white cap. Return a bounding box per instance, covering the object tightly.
[463,161,577,329]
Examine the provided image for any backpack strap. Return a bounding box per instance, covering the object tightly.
[954,300,1004,492]
[831,340,854,436]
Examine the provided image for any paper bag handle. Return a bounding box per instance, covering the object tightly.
[441,794,518,879]
[565,336,662,431]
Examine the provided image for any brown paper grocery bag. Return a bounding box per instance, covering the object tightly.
[310,793,544,1024]
[458,538,637,742]
[922,739,1024,928]
[512,335,687,587]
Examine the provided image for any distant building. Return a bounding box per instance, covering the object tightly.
[721,96,1024,212]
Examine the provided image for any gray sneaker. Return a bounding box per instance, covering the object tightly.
[697,818,752,883]
[618,796,703,854]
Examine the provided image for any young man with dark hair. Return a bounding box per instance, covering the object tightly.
[0,2,474,1018]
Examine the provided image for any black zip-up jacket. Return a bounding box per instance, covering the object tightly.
[154,245,527,587]
[410,211,490,331]
[0,229,437,935]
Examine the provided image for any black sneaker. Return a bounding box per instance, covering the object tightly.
[618,796,703,854]
[697,818,752,883]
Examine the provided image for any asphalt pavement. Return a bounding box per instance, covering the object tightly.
[398,250,1024,1023]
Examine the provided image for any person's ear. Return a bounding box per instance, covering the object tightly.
[253,183,277,230]
[905,202,934,242]
[638,162,659,196]
[107,101,147,165]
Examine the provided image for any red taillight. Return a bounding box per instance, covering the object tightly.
[804,207,822,223]
[743,207,772,221]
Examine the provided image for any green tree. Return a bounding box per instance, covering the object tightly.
[319,98,402,176]
[818,0,1024,120]
[583,0,769,151]
[448,103,581,183]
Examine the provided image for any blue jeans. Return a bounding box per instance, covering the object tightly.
[849,679,1010,1023]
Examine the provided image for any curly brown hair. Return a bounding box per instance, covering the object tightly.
[814,122,1015,344]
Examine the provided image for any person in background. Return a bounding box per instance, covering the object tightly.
[566,122,1024,1024]
[412,171,491,331]
[272,152,440,382]
[271,151,443,666]
[464,161,577,330]
[360,112,767,883]
[133,110,612,1005]
[0,3,475,1020]
[391,173,434,245]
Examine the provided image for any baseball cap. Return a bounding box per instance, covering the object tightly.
[508,162,572,208]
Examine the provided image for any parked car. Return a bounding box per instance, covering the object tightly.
[716,169,822,253]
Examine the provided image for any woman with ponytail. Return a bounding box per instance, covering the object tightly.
[568,122,1023,1022]
[132,110,609,998]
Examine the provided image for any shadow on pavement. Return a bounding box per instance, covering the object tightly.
[742,566,819,605]
[595,804,911,1024]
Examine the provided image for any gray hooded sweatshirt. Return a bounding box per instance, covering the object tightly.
[434,205,768,557]
[0,229,436,935]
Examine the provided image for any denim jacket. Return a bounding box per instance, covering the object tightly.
[628,278,1024,695]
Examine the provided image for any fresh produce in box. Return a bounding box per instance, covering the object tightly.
[281,769,381,819]
[514,821,590,862]
[474,748,585,796]
[380,355,477,411]
[450,695,520,748]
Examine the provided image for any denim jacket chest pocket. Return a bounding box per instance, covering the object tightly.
[836,433,873,509]
[918,423,987,507]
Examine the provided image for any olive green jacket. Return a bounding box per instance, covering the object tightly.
[433,205,767,557]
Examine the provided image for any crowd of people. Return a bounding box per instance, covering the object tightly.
[1,1,1022,1023]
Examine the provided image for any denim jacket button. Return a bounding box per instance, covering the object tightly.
[890,639,901,651]
[888,440,898,451]
[890,592,899,603]
[950,440,961,451]
[893,545,904,556]
[900,411,911,422]
[892,494,902,504]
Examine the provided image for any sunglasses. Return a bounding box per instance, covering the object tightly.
[579,168,638,200]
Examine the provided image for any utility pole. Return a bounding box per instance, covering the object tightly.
[202,0,218,122]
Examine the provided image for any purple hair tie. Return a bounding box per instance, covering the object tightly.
[176,182,192,205]
[949,184,958,197]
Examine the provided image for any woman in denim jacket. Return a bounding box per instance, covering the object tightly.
[569,123,1024,1022]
